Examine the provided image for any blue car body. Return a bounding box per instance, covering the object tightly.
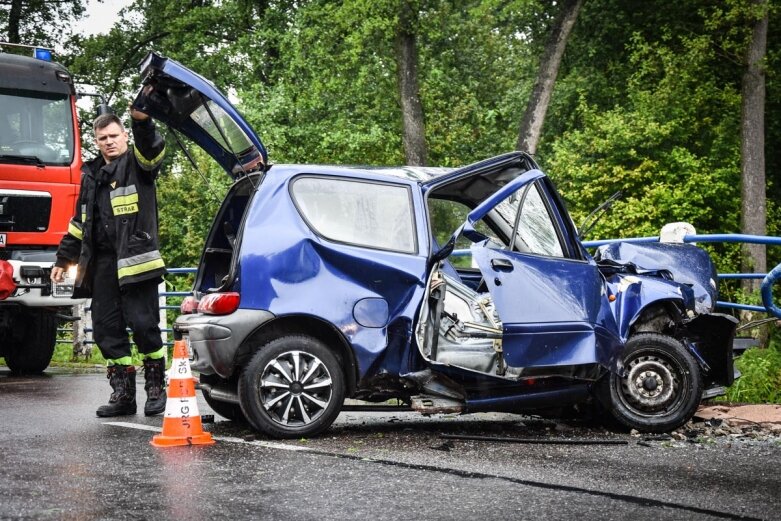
[133,52,737,437]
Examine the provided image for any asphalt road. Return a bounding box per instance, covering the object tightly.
[0,366,779,521]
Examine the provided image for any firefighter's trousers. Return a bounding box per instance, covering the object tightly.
[90,251,163,362]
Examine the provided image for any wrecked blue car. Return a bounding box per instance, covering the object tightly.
[133,52,737,438]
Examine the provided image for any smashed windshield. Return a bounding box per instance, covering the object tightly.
[0,90,74,165]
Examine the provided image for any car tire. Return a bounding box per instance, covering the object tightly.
[5,310,57,374]
[601,333,702,433]
[238,335,345,439]
[199,373,248,423]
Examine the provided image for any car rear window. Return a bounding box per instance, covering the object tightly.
[291,177,417,254]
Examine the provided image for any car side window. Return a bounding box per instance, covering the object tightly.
[291,177,417,254]
[514,183,564,257]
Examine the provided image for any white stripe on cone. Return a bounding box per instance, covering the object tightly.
[163,396,201,419]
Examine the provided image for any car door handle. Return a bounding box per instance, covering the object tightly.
[491,258,514,272]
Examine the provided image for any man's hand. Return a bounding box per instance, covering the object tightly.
[50,266,66,283]
[129,105,150,121]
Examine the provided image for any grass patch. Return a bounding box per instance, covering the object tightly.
[1,343,161,370]
[722,342,781,403]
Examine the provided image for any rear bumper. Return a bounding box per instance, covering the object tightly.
[174,309,275,378]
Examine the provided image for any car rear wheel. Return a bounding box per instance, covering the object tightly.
[602,333,702,433]
[238,335,345,439]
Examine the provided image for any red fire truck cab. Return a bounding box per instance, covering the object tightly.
[0,49,86,373]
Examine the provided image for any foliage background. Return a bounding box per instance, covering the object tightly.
[2,0,779,400]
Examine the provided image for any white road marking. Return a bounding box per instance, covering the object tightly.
[103,421,311,452]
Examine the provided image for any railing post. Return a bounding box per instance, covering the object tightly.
[71,300,92,361]
[761,264,781,319]
[158,280,168,365]
[71,302,83,360]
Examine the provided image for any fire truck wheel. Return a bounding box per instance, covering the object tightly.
[5,310,57,374]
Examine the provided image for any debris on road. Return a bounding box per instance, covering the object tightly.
[439,434,629,445]
[430,440,455,452]
[634,404,781,445]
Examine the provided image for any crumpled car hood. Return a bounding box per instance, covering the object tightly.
[595,242,718,314]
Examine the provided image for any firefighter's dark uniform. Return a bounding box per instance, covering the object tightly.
[55,117,167,416]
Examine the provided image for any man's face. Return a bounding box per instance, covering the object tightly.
[95,122,128,162]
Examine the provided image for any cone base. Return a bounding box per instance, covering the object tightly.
[150,432,215,447]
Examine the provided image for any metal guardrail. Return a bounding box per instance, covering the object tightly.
[57,267,197,350]
[61,232,781,355]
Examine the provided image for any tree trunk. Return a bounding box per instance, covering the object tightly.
[396,0,427,166]
[516,0,583,156]
[6,0,24,43]
[740,0,768,293]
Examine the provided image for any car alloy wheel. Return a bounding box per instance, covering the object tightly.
[239,335,345,438]
[260,349,333,427]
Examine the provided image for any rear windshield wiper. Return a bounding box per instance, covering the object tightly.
[0,154,45,167]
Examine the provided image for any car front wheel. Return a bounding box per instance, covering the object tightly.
[603,333,703,433]
[238,335,345,439]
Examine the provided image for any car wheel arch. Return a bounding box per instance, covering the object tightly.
[234,314,359,396]
[628,299,684,337]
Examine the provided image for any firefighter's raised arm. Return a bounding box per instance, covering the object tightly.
[129,105,165,177]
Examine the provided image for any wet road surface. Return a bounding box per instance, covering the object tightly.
[0,367,779,520]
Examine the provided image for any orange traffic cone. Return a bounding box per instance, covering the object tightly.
[151,339,215,447]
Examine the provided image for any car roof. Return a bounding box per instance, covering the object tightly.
[266,163,456,184]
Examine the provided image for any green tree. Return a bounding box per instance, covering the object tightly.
[739,0,769,292]
[0,0,85,46]
[541,1,752,249]
[156,147,232,270]
[516,0,583,156]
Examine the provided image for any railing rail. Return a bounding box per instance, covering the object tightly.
[60,232,781,357]
[58,267,197,352]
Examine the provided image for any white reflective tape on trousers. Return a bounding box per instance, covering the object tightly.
[163,396,201,419]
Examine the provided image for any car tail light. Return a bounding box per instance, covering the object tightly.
[197,292,240,315]
[180,296,199,314]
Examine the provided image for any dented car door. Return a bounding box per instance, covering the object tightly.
[465,171,622,378]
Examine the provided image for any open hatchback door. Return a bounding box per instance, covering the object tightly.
[132,51,267,178]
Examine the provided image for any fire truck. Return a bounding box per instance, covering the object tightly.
[0,45,87,373]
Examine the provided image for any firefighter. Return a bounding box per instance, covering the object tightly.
[51,107,167,417]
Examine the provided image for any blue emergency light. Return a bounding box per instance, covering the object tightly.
[0,42,54,60]
[33,47,52,61]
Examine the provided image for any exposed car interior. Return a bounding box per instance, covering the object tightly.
[198,175,258,293]
[416,165,539,377]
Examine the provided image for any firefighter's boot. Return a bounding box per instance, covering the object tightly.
[96,365,137,417]
[143,358,167,416]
